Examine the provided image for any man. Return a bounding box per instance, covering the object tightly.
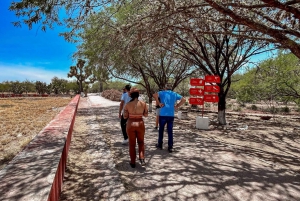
[119,84,131,145]
[153,83,186,153]
[154,89,163,130]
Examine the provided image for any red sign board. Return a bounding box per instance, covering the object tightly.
[204,85,220,93]
[205,75,220,83]
[189,98,204,105]
[190,78,205,86]
[204,95,219,102]
[189,88,204,96]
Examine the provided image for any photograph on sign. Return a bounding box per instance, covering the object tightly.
[189,98,204,105]
[189,88,204,96]
[190,78,205,86]
[204,95,219,102]
[205,75,220,83]
[204,85,220,93]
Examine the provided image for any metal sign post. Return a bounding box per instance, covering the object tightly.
[190,75,221,129]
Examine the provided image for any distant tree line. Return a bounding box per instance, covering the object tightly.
[0,77,79,95]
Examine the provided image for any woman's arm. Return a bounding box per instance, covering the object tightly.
[123,105,129,119]
[143,102,149,117]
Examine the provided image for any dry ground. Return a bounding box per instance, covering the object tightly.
[60,95,300,200]
[1,95,300,200]
[0,97,72,169]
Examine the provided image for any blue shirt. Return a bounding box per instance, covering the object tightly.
[158,90,182,117]
[121,92,131,113]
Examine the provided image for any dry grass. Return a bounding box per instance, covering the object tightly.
[0,97,72,169]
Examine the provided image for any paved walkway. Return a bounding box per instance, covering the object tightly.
[60,94,300,201]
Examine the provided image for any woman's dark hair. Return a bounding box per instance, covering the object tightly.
[129,92,139,101]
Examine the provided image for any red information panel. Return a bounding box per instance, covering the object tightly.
[189,88,204,96]
[190,78,205,86]
[204,85,220,93]
[205,75,220,83]
[204,95,219,102]
[189,98,204,105]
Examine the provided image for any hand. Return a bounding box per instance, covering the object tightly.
[159,103,164,107]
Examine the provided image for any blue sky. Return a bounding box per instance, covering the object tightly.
[0,0,78,84]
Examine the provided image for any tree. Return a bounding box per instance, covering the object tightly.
[51,77,68,95]
[35,81,47,94]
[9,0,300,60]
[75,6,198,111]
[0,82,11,93]
[231,51,300,106]
[22,80,35,94]
[121,6,271,124]
[10,81,24,94]
[66,80,80,94]
[67,59,96,94]
[202,0,300,59]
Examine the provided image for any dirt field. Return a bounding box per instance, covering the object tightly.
[0,97,72,169]
[60,95,300,201]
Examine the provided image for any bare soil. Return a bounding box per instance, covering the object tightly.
[0,97,72,169]
[60,94,300,201]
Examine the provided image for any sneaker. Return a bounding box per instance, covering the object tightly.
[129,163,136,168]
[155,144,162,149]
[139,159,146,166]
[168,148,173,153]
[154,127,158,130]
[122,139,128,145]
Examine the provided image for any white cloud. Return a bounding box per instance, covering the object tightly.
[0,62,72,84]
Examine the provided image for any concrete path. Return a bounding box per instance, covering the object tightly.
[61,93,300,201]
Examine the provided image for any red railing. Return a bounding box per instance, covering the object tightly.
[0,95,80,201]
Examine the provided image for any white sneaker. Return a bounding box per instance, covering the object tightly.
[122,139,128,145]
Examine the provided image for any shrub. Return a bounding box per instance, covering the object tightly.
[233,107,242,112]
[280,106,290,113]
[265,106,278,114]
[250,104,258,110]
[239,102,246,107]
[101,89,122,101]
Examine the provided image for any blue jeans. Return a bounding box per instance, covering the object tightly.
[158,116,174,149]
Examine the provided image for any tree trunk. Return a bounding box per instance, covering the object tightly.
[217,90,226,125]
[99,81,103,93]
[78,81,83,93]
[148,96,153,113]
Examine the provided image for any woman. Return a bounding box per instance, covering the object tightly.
[123,87,148,168]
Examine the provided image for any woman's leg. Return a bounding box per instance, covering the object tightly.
[126,121,137,165]
[136,121,145,160]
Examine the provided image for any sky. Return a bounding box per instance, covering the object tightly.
[0,0,78,84]
[0,1,274,85]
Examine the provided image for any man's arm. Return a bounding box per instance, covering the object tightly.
[153,92,164,107]
[119,100,124,118]
[175,97,186,110]
[153,93,159,105]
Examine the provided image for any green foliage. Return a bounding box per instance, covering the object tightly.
[231,51,300,106]
[22,80,35,93]
[67,59,96,93]
[35,81,47,94]
[10,81,24,94]
[66,80,80,94]
[250,105,258,111]
[265,106,279,114]
[0,82,11,92]
[173,78,190,97]
[51,77,68,94]
[280,106,290,113]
